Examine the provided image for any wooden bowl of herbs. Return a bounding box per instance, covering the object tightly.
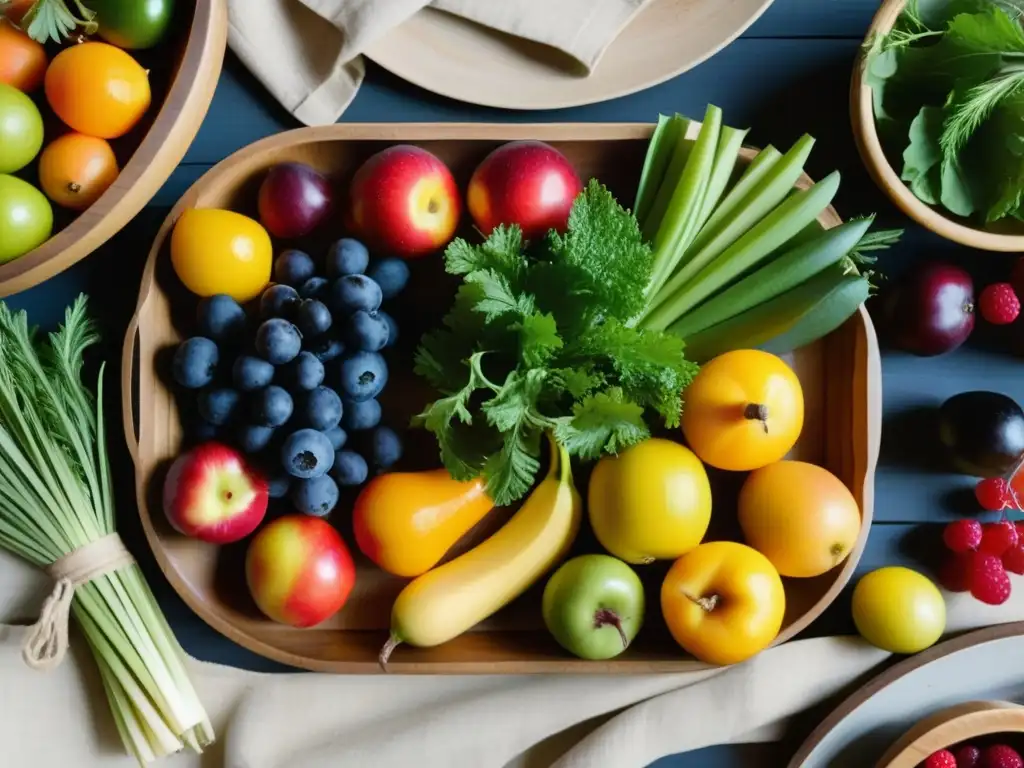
[851,0,1024,251]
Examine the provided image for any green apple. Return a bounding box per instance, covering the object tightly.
[0,175,52,264]
[0,84,44,174]
[542,554,644,660]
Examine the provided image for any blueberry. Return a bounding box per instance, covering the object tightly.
[337,351,388,402]
[332,450,368,486]
[198,388,240,426]
[172,337,219,389]
[290,474,339,517]
[232,355,275,391]
[274,249,316,286]
[284,351,325,391]
[256,319,302,365]
[378,310,398,348]
[196,295,246,343]
[306,336,344,363]
[324,425,347,451]
[366,258,410,300]
[330,274,382,315]
[341,398,381,431]
[299,276,329,300]
[280,428,334,479]
[326,238,369,277]
[260,284,301,319]
[369,426,403,469]
[266,471,291,499]
[236,423,275,453]
[299,386,342,430]
[295,299,333,337]
[251,385,294,427]
[344,310,389,352]
[187,417,219,443]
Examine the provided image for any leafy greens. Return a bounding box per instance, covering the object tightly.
[413,179,698,506]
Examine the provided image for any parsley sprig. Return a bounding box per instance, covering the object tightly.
[3,0,97,43]
[413,180,698,506]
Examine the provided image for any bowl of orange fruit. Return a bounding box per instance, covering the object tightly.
[0,0,226,297]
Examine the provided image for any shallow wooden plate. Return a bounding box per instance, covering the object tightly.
[0,0,228,297]
[364,0,775,110]
[123,122,880,674]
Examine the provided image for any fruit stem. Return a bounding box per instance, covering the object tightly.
[686,593,720,612]
[379,632,402,671]
[594,608,629,650]
[744,403,770,434]
[68,182,81,194]
[830,542,846,564]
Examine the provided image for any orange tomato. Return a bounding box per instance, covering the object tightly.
[353,471,494,577]
[0,20,46,92]
[681,349,804,471]
[45,42,150,138]
[1,0,34,24]
[661,541,785,666]
[38,133,119,210]
[738,460,862,578]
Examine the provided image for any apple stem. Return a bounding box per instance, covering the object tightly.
[594,608,629,650]
[830,542,846,564]
[378,633,402,671]
[687,593,720,613]
[744,403,770,435]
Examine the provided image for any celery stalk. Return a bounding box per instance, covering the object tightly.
[641,121,696,241]
[693,144,781,250]
[695,126,749,232]
[644,135,816,316]
[635,114,687,226]
[642,171,842,331]
[647,105,722,298]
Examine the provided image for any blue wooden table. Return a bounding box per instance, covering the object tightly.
[10,1,1017,764]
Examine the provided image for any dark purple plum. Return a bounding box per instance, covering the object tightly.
[257,162,333,239]
[884,262,974,356]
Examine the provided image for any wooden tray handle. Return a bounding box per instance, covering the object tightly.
[121,309,141,467]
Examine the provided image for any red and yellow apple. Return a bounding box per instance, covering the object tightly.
[467,140,583,241]
[245,515,356,628]
[348,145,460,259]
[162,442,268,544]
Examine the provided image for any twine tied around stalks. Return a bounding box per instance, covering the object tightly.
[21,534,136,671]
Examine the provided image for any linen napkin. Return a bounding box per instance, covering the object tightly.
[4,545,1024,768]
[226,0,652,126]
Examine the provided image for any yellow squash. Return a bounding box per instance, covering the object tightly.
[380,435,582,666]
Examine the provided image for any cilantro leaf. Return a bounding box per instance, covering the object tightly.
[554,388,649,460]
[511,312,563,368]
[481,368,554,433]
[481,423,542,507]
[465,269,537,321]
[550,366,605,399]
[445,225,526,281]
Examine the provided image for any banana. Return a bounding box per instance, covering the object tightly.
[379,435,582,668]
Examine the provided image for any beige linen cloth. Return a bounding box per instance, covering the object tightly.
[227,0,652,126]
[3,547,1024,768]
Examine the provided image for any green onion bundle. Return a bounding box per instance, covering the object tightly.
[0,295,211,764]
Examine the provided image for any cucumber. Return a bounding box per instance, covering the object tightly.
[668,217,873,338]
[675,265,868,363]
[635,114,687,226]
[645,171,842,330]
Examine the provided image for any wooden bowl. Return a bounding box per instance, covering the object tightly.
[876,701,1024,768]
[0,0,228,298]
[850,0,1024,251]
[122,123,881,674]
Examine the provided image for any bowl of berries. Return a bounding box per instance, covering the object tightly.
[876,701,1024,768]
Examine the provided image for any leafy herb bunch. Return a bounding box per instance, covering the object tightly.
[414,179,698,506]
[866,0,1024,222]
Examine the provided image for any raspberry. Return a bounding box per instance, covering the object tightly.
[944,519,983,552]
[979,282,1021,325]
[925,750,957,768]
[981,744,1023,768]
[976,477,1012,511]
[956,744,981,768]
[967,551,1013,605]
[1004,543,1024,575]
[980,520,1020,556]
[940,553,972,592]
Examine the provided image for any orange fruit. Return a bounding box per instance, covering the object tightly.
[170,208,273,302]
[681,349,804,471]
[661,541,785,666]
[0,20,46,92]
[39,133,119,210]
[738,460,862,578]
[44,42,150,138]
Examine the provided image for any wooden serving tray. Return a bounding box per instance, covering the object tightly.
[122,123,881,674]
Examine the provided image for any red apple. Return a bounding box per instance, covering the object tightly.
[162,442,269,544]
[348,145,460,259]
[257,162,334,239]
[245,515,356,627]
[467,140,583,241]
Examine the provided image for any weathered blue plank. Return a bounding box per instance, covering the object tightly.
[747,0,879,39]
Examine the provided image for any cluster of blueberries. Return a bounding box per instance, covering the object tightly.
[171,237,410,516]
